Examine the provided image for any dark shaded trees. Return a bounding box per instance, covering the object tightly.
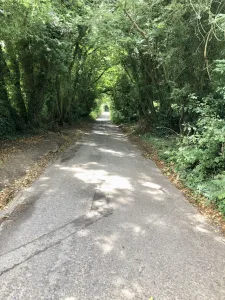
[0,0,103,136]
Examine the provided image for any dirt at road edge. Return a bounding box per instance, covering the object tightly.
[120,124,225,237]
[0,121,92,210]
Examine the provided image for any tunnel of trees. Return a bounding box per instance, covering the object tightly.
[1,0,225,214]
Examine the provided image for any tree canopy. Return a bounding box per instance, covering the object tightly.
[1,0,225,213]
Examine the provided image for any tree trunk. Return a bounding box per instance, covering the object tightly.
[0,46,13,117]
[9,53,27,122]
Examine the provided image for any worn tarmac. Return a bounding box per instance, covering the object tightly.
[0,113,225,300]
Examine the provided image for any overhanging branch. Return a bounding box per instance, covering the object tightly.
[123,9,148,42]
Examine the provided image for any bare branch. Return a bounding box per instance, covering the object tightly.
[204,28,213,80]
[123,9,148,42]
[91,68,110,85]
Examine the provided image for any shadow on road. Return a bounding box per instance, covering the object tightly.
[0,113,225,300]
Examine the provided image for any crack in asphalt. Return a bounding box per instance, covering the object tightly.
[0,123,113,277]
[0,187,113,277]
[1,115,225,300]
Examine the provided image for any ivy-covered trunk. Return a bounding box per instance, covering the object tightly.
[8,49,27,123]
[0,45,16,135]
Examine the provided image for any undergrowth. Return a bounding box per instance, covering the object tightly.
[142,130,225,217]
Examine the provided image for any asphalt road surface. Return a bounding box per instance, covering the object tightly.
[0,113,225,300]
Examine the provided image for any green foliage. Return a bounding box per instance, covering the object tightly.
[198,174,225,214]
[97,0,225,215]
[111,73,139,123]
[111,110,126,124]
[0,117,15,138]
[90,98,103,120]
[1,0,225,215]
[142,134,177,161]
[169,95,225,214]
[0,0,105,137]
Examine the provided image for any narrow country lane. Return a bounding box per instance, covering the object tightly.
[0,113,225,300]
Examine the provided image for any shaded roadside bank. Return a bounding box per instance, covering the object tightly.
[0,120,92,210]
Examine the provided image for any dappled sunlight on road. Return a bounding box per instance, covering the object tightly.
[140,181,161,190]
[45,117,225,298]
[98,147,136,158]
[96,112,110,122]
[0,112,225,300]
[73,167,108,184]
[120,222,146,237]
[95,233,119,254]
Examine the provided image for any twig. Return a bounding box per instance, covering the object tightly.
[204,28,213,80]
[156,126,179,135]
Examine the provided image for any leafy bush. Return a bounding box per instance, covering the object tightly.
[111,110,126,124]
[197,175,225,214]
[171,95,225,214]
[90,99,103,120]
[111,74,139,124]
[0,117,16,138]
